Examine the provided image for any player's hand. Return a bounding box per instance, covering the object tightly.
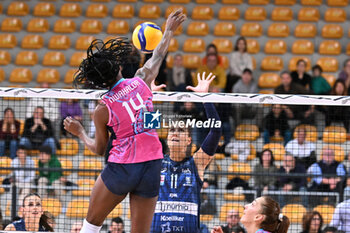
[165,8,186,32]
[211,226,224,233]
[151,80,166,91]
[63,116,84,137]
[186,72,216,93]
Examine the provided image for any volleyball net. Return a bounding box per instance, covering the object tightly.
[0,88,349,232]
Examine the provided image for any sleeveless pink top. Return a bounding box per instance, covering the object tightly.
[102,77,163,164]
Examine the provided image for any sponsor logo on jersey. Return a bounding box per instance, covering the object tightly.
[183,176,192,187]
[160,175,165,186]
[155,201,198,216]
[160,215,184,222]
[169,193,178,198]
[182,168,191,174]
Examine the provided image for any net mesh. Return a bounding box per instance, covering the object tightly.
[0,88,349,233]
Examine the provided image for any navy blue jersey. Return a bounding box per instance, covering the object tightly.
[151,155,203,233]
[13,218,45,231]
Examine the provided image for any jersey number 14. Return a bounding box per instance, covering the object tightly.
[122,93,145,123]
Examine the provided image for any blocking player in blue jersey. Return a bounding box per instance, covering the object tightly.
[150,72,222,233]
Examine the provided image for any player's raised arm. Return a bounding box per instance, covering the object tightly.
[186,72,222,180]
[135,9,186,87]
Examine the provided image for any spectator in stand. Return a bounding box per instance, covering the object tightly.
[263,104,291,145]
[311,65,331,95]
[60,99,83,136]
[275,71,315,124]
[301,211,323,233]
[338,58,350,89]
[70,221,83,233]
[220,209,242,233]
[276,153,307,208]
[201,160,220,215]
[166,53,193,91]
[232,68,258,125]
[308,147,346,193]
[10,146,35,203]
[196,54,226,91]
[290,59,312,89]
[324,80,350,131]
[202,44,224,67]
[26,82,59,124]
[37,146,65,200]
[20,106,56,155]
[0,108,20,159]
[323,226,338,233]
[228,37,253,93]
[108,217,125,233]
[254,149,278,195]
[330,199,350,232]
[285,127,316,169]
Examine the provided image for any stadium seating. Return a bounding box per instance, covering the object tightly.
[282,204,307,224]
[66,199,89,218]
[27,18,49,33]
[244,7,266,21]
[75,36,96,50]
[247,39,260,54]
[294,23,317,38]
[15,51,38,66]
[78,159,103,177]
[200,214,215,222]
[33,2,56,17]
[58,158,73,176]
[183,38,206,53]
[241,23,263,37]
[60,3,82,17]
[42,52,66,66]
[264,40,287,54]
[323,126,347,144]
[313,205,335,224]
[7,2,29,16]
[186,22,209,36]
[80,20,103,34]
[107,205,123,219]
[323,74,336,87]
[72,179,95,196]
[327,0,348,6]
[182,55,201,69]
[57,138,79,156]
[222,0,243,3]
[21,35,44,49]
[53,19,76,33]
[9,68,32,83]
[64,69,76,84]
[271,7,293,21]
[258,73,281,88]
[139,5,161,19]
[1,18,22,32]
[298,8,320,21]
[212,39,233,53]
[235,124,260,141]
[322,24,343,39]
[0,157,11,175]
[70,52,87,67]
[261,56,284,71]
[301,0,322,5]
[214,22,235,36]
[231,144,256,161]
[0,34,16,48]
[324,8,346,22]
[293,124,317,142]
[168,38,179,52]
[223,193,245,202]
[275,0,296,4]
[219,203,244,222]
[227,162,251,181]
[289,57,311,71]
[86,4,108,18]
[0,177,4,194]
[292,40,314,54]
[319,41,341,55]
[263,143,285,161]
[192,6,214,20]
[317,57,338,72]
[112,4,134,18]
[49,35,71,50]
[221,55,229,69]
[0,51,11,65]
[37,69,60,84]
[218,6,240,21]
[267,23,289,37]
[107,20,129,34]
[42,198,62,217]
[322,144,345,162]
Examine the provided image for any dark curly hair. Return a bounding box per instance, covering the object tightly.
[73,38,132,90]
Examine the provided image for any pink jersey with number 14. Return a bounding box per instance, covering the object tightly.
[102,77,163,164]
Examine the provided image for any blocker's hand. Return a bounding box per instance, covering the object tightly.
[211,226,224,233]
[64,116,84,137]
[165,8,187,33]
[186,72,216,93]
[151,80,167,91]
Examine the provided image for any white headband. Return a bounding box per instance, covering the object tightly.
[278,213,283,221]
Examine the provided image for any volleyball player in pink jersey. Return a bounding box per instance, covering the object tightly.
[63,9,186,233]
